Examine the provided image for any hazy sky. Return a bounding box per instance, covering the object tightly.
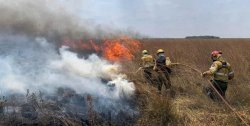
[68,0,250,38]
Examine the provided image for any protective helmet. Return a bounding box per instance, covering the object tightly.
[211,50,222,61]
[157,49,164,54]
[211,50,220,57]
[211,50,222,57]
[142,50,148,55]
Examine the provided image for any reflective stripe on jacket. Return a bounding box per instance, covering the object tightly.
[209,60,233,82]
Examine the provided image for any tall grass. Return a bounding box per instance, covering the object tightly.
[127,39,250,126]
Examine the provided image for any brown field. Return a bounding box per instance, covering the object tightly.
[1,38,249,126]
[125,39,250,126]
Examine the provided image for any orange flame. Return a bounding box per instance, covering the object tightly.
[62,37,141,62]
[103,37,141,62]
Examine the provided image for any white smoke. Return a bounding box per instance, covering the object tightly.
[51,46,135,99]
[0,1,138,121]
[0,35,135,100]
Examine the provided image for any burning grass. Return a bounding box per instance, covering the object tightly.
[62,37,142,62]
[0,36,140,126]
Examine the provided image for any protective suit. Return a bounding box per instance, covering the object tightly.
[202,51,234,100]
[141,50,154,84]
[154,49,172,94]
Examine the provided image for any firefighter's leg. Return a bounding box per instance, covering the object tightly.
[218,81,228,98]
[204,80,217,100]
[143,69,152,84]
[157,74,163,94]
[212,80,227,101]
[146,68,154,84]
[222,84,228,98]
[164,72,171,89]
[203,86,214,99]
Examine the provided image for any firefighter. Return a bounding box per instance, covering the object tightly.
[153,49,172,94]
[202,50,234,100]
[141,50,154,84]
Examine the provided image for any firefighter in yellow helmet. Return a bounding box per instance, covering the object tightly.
[202,51,234,100]
[153,49,172,94]
[141,50,154,84]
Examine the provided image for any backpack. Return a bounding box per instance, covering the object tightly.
[156,55,172,74]
[217,61,234,80]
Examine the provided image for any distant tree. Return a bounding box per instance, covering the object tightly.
[185,36,220,39]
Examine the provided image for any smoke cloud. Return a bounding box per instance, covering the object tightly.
[0,0,136,41]
[0,34,135,97]
[0,1,139,124]
[0,35,137,121]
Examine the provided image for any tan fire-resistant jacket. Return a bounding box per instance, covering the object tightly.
[141,54,154,68]
[204,56,234,82]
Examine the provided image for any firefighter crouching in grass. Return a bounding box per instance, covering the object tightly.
[153,49,172,94]
[202,50,234,101]
[141,50,154,85]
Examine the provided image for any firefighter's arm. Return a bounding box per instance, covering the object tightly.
[153,65,157,71]
[140,57,144,67]
[153,59,157,71]
[202,62,219,77]
[165,57,172,66]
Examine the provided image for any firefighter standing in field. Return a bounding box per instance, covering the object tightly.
[153,49,172,94]
[202,51,234,100]
[141,50,154,85]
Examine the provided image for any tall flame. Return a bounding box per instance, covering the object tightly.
[62,37,141,62]
[103,37,141,62]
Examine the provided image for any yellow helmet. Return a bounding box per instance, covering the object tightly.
[142,50,148,54]
[157,49,164,54]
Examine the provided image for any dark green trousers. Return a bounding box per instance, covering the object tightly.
[157,71,171,92]
[212,80,228,97]
[143,66,154,84]
[205,80,228,101]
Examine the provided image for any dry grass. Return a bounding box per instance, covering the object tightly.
[1,38,250,126]
[125,38,250,126]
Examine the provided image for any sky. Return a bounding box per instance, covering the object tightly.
[65,0,250,38]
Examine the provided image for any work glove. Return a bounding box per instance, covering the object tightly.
[201,72,207,77]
